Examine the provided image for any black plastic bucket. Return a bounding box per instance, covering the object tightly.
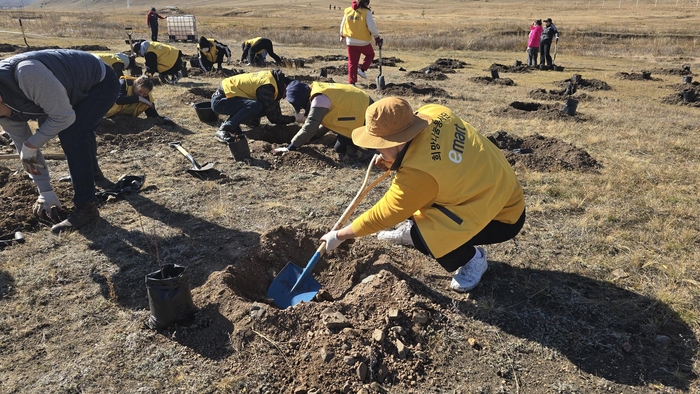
[641,71,651,80]
[683,76,693,84]
[228,135,251,161]
[319,67,327,78]
[145,264,197,330]
[682,90,696,103]
[562,98,579,116]
[490,69,500,79]
[193,101,218,123]
[514,60,522,67]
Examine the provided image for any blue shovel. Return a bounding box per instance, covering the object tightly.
[267,156,390,308]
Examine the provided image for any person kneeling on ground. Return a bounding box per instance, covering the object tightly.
[277,81,373,155]
[321,97,526,293]
[240,37,282,66]
[92,52,137,78]
[211,70,295,158]
[0,49,120,233]
[133,41,183,84]
[197,36,232,72]
[105,75,174,125]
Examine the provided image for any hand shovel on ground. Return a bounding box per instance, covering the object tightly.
[0,231,25,246]
[376,39,385,90]
[267,155,391,308]
[168,141,214,172]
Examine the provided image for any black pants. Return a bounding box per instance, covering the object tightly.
[160,51,183,77]
[200,51,226,71]
[151,26,159,42]
[334,135,356,153]
[248,39,282,64]
[411,209,526,272]
[540,42,552,66]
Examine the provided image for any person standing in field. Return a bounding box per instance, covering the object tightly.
[147,7,166,42]
[340,0,381,86]
[539,18,559,68]
[527,20,543,66]
[320,97,526,293]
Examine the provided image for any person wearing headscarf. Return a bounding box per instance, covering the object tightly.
[320,97,526,293]
[340,0,381,85]
[197,36,232,72]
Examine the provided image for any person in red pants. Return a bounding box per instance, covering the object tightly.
[340,0,381,86]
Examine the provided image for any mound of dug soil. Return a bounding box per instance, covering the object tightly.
[556,78,611,91]
[0,43,19,52]
[96,118,183,151]
[406,69,448,80]
[325,64,349,77]
[614,71,657,81]
[187,67,243,78]
[0,166,74,235]
[287,74,337,84]
[529,88,591,101]
[371,56,402,68]
[496,101,586,122]
[303,54,348,63]
[375,82,451,98]
[488,131,601,172]
[489,63,533,73]
[651,64,692,76]
[661,86,700,107]
[469,76,515,86]
[407,58,469,80]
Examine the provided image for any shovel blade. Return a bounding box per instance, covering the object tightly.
[267,261,321,309]
[188,162,214,172]
[377,75,385,90]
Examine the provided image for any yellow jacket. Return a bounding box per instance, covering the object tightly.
[342,8,372,41]
[93,53,130,70]
[198,38,218,63]
[221,71,279,99]
[105,76,154,118]
[352,104,525,258]
[146,42,180,72]
[310,82,369,138]
[244,37,264,54]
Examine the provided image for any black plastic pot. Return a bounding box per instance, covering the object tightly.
[641,71,651,80]
[683,90,696,103]
[319,67,327,78]
[562,98,579,116]
[490,69,500,79]
[193,101,219,123]
[683,76,693,84]
[228,135,251,161]
[146,264,197,330]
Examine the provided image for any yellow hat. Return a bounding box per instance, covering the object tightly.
[352,97,431,149]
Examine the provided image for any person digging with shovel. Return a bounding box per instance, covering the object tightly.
[0,49,120,233]
[320,97,526,292]
[211,70,296,160]
[276,80,374,155]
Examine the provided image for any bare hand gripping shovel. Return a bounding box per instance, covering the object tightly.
[267,155,390,308]
[168,141,214,172]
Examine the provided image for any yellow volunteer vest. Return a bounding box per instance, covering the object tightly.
[146,42,180,72]
[310,82,369,138]
[400,104,525,258]
[198,38,218,63]
[342,8,372,42]
[245,37,265,54]
[105,77,154,118]
[93,53,128,70]
[221,71,279,100]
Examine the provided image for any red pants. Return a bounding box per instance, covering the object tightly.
[346,44,374,84]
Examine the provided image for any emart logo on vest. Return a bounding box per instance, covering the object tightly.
[448,124,467,164]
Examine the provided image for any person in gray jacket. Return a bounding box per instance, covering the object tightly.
[0,49,119,233]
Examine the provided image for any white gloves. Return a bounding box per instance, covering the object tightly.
[226,57,232,65]
[33,190,62,222]
[272,147,289,156]
[321,230,344,253]
[20,142,45,175]
[138,96,154,108]
[295,112,306,124]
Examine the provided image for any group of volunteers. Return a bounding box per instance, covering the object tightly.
[0,0,526,294]
[526,18,559,68]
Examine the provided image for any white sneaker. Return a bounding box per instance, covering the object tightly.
[377,220,414,246]
[357,68,367,79]
[450,247,487,293]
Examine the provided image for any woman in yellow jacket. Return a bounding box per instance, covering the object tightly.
[133,41,183,84]
[105,75,174,124]
[340,0,381,85]
[321,97,526,292]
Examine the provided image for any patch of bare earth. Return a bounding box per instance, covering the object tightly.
[495,101,587,121]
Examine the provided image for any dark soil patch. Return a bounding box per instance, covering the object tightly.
[407,58,469,80]
[0,166,74,235]
[407,69,448,80]
[615,71,658,81]
[324,64,349,77]
[70,45,110,51]
[95,118,183,151]
[287,74,337,84]
[371,56,402,68]
[0,43,19,52]
[303,54,348,63]
[16,45,61,53]
[529,88,591,101]
[187,67,244,78]
[375,82,451,98]
[661,86,700,107]
[489,62,533,73]
[488,131,601,172]
[496,101,586,121]
[469,76,515,86]
[651,65,692,76]
[556,77,611,91]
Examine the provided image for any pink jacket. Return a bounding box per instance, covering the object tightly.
[528,25,543,48]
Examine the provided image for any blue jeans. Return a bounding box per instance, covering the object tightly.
[57,67,119,205]
[211,94,263,133]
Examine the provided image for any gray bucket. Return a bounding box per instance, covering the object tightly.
[683,76,693,84]
[682,90,696,103]
[490,69,500,79]
[193,101,219,123]
[562,98,579,116]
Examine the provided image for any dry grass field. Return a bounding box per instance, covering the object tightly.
[0,0,699,393]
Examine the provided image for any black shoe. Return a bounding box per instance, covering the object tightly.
[214,128,231,143]
[51,200,99,234]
